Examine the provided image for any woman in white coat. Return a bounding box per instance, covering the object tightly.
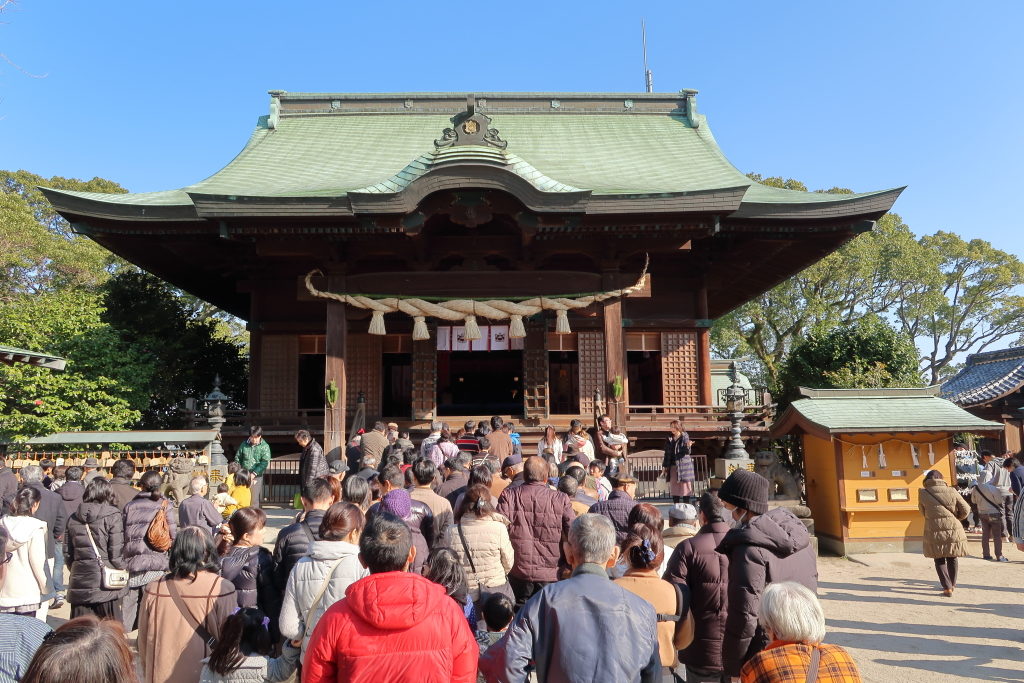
[0,488,49,620]
[450,484,514,612]
[278,501,367,661]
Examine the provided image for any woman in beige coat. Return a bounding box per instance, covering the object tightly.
[918,470,969,596]
[138,526,237,683]
[451,484,514,609]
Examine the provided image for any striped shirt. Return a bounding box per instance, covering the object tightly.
[0,613,51,681]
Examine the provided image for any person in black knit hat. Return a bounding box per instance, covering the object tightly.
[714,469,818,678]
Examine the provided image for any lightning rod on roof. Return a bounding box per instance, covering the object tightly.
[642,19,653,93]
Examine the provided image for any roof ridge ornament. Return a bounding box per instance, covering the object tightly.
[434,93,508,150]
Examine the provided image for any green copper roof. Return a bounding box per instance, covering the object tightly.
[44,91,901,216]
[771,387,1003,437]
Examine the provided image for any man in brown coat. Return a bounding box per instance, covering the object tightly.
[361,421,389,465]
[488,416,514,462]
[496,456,575,608]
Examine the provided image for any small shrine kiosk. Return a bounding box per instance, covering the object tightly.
[770,387,1002,555]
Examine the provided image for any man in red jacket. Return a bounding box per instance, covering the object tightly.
[303,511,477,683]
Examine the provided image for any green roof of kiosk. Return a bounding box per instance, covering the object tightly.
[41,91,903,221]
[770,387,1003,439]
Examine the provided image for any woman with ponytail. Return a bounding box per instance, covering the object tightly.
[0,487,49,619]
[614,523,694,682]
[200,607,299,682]
[122,470,177,631]
[218,508,279,638]
[279,501,367,662]
[451,484,514,614]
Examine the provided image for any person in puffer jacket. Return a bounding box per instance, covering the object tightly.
[496,456,575,608]
[63,478,126,621]
[122,470,178,632]
[303,512,477,683]
[715,469,818,678]
[663,491,731,683]
[279,501,368,662]
[219,508,280,639]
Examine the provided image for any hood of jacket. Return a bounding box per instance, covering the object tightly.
[58,481,84,502]
[73,502,120,525]
[2,515,46,548]
[716,507,809,558]
[308,539,360,562]
[344,571,449,631]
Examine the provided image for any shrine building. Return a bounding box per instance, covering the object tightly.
[42,91,902,459]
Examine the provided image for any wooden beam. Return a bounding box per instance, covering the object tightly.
[696,283,713,405]
[602,270,626,425]
[324,273,347,461]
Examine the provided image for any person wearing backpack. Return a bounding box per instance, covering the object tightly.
[122,470,177,631]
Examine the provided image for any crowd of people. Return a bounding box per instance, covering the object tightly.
[18,415,1003,682]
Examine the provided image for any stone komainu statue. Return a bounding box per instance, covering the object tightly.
[163,456,197,504]
[754,450,803,500]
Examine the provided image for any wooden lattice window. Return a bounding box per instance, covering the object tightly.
[346,335,383,418]
[260,335,298,410]
[661,332,699,407]
[578,330,606,416]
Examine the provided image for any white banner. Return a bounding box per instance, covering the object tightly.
[489,325,510,351]
[436,326,451,351]
[452,326,471,351]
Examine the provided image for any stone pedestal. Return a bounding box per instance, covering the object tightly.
[715,456,755,480]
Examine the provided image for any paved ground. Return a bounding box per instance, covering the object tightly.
[820,540,1024,683]
[44,508,1023,682]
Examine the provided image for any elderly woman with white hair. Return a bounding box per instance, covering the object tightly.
[739,582,861,683]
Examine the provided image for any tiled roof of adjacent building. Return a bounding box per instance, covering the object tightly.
[941,346,1024,407]
[770,386,1003,438]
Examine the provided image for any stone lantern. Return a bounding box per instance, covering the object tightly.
[204,375,230,468]
[715,362,756,479]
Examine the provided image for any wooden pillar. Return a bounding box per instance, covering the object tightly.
[324,274,347,462]
[247,329,262,410]
[696,284,713,406]
[602,270,626,425]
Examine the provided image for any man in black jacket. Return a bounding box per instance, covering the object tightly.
[108,459,138,511]
[0,457,18,515]
[273,477,333,589]
[297,429,328,490]
[21,465,68,610]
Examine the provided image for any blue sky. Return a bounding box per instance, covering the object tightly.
[2,1,1021,255]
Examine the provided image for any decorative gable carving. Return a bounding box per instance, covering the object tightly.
[434,94,508,150]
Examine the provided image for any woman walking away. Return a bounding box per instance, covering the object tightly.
[614,523,694,682]
[122,470,178,631]
[450,484,514,613]
[219,508,280,637]
[21,615,138,683]
[279,501,367,662]
[0,488,49,620]
[200,607,299,683]
[64,477,126,621]
[138,526,237,683]
[341,475,371,512]
[918,469,969,597]
[740,582,861,683]
[661,420,694,504]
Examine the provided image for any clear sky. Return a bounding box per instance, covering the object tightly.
[2,1,1021,255]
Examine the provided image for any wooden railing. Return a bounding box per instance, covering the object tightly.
[626,404,773,423]
[183,409,325,432]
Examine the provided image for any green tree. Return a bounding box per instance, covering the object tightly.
[778,315,924,406]
[712,176,932,392]
[101,270,248,428]
[0,289,153,440]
